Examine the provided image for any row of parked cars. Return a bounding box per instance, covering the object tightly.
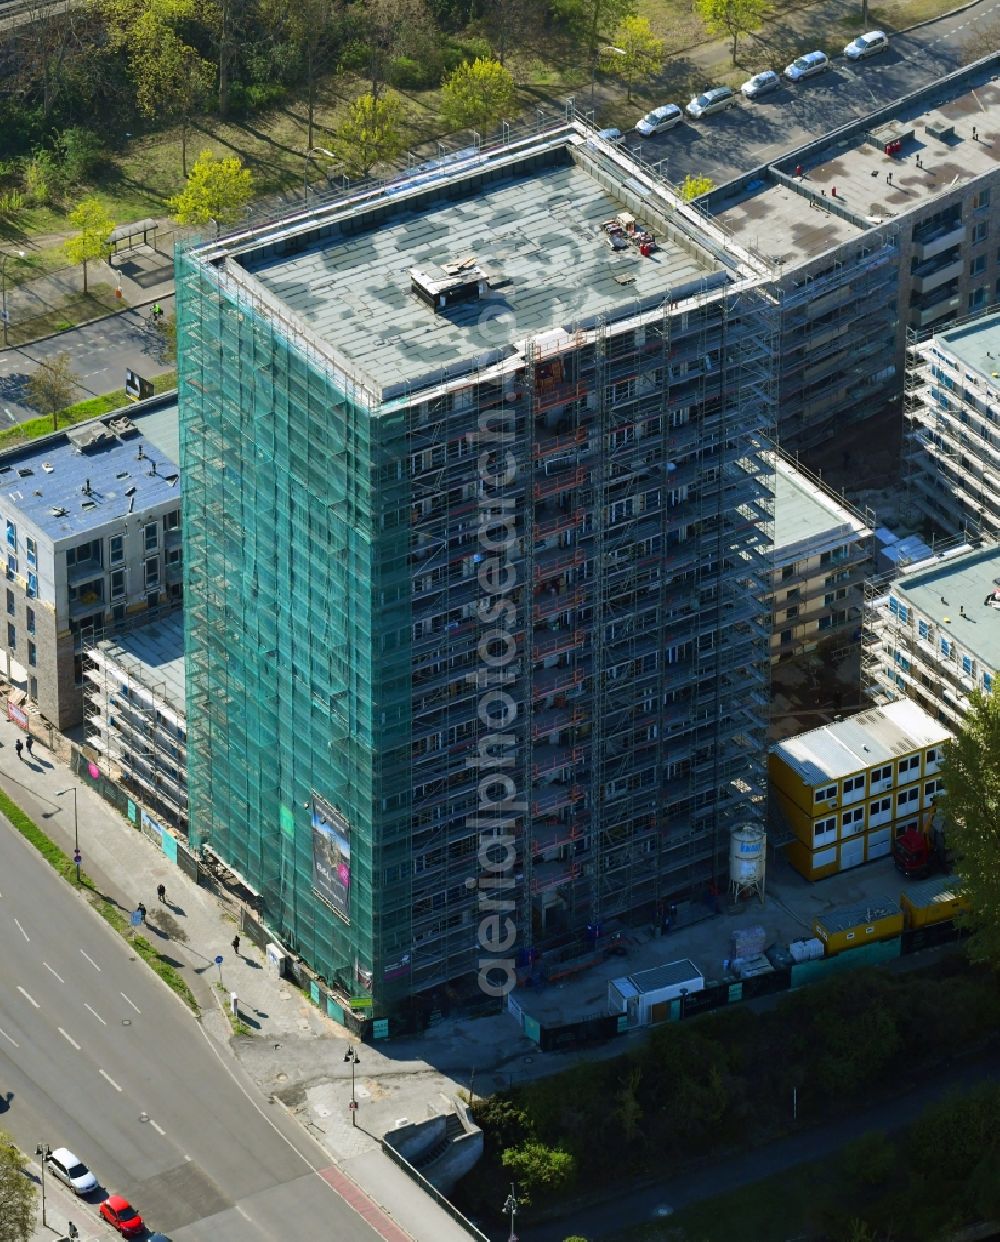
[601,31,890,140]
[44,1146,164,1238]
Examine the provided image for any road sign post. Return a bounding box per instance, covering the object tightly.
[215,953,224,986]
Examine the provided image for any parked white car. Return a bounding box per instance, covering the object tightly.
[741,70,780,100]
[784,50,830,81]
[844,30,889,59]
[686,86,738,119]
[634,104,683,136]
[45,1148,98,1196]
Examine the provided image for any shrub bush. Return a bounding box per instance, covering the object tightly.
[57,128,108,184]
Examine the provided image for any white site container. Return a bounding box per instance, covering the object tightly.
[608,958,705,1027]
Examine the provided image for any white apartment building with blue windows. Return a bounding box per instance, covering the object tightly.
[864,542,999,726]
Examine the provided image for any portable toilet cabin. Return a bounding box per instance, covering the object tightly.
[608,959,704,1027]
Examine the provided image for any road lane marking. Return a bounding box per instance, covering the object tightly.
[120,992,141,1014]
[0,1027,18,1047]
[43,962,65,983]
[17,986,39,1008]
[14,918,29,941]
[80,950,101,971]
[58,1027,81,1050]
[149,1120,165,1136]
[236,1207,251,1221]
[99,1069,122,1092]
[84,1003,106,1025]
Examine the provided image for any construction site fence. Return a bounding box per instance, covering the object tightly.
[380,1139,491,1242]
[513,922,963,1047]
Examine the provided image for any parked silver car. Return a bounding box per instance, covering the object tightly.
[844,30,888,60]
[45,1148,98,1196]
[741,70,780,100]
[686,86,738,119]
[634,104,683,136]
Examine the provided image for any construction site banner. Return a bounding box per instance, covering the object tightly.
[311,794,351,922]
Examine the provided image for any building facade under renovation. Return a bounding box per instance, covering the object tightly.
[178,123,777,1014]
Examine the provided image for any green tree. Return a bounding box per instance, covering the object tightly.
[261,0,343,149]
[552,0,637,58]
[839,1130,894,1188]
[938,688,1000,968]
[441,58,516,130]
[601,15,663,101]
[334,91,405,178]
[615,1065,643,1142]
[695,0,768,66]
[0,1133,35,1242]
[361,0,435,100]
[168,149,254,230]
[501,1140,575,1204]
[133,23,215,176]
[26,352,80,431]
[679,172,715,201]
[63,197,115,294]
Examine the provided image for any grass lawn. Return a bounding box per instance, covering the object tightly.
[5,283,128,347]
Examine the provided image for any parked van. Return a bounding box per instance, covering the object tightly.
[784,50,830,81]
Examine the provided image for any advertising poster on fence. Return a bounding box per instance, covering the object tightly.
[311,794,351,922]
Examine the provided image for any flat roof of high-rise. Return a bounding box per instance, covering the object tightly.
[709,56,1000,265]
[893,543,1000,673]
[772,455,869,559]
[933,310,1000,382]
[92,609,185,715]
[196,125,767,400]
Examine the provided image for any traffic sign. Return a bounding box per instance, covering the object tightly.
[73,849,81,864]
[215,955,224,965]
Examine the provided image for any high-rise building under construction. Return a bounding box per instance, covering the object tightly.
[178,122,776,1015]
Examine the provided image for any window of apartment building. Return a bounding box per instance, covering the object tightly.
[871,796,892,817]
[985,671,994,693]
[897,787,920,810]
[110,569,125,599]
[871,763,892,785]
[918,619,930,640]
[5,589,12,616]
[109,535,124,565]
[785,605,799,621]
[940,636,952,657]
[112,603,126,624]
[144,522,158,553]
[25,607,34,635]
[898,754,921,777]
[926,746,941,765]
[28,676,36,702]
[167,547,181,567]
[780,628,792,645]
[971,253,987,276]
[974,219,990,243]
[842,807,865,835]
[6,552,16,579]
[887,595,909,623]
[813,784,837,805]
[962,654,974,676]
[6,623,13,650]
[5,520,15,551]
[27,641,36,668]
[814,815,836,842]
[26,572,36,599]
[974,188,991,211]
[147,590,159,609]
[781,564,795,581]
[843,774,866,795]
[162,509,180,533]
[144,557,159,589]
[969,285,988,311]
[25,536,36,569]
[924,778,944,799]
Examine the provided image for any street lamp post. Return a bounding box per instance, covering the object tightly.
[303,146,338,201]
[503,1183,519,1242]
[35,1143,51,1227]
[1,249,26,349]
[57,788,80,883]
[344,1045,360,1125]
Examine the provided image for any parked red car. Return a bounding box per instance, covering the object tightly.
[99,1195,144,1236]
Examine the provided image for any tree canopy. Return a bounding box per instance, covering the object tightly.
[0,1134,35,1242]
[551,0,637,57]
[679,173,714,201]
[938,687,1000,969]
[26,351,80,430]
[440,57,516,130]
[63,196,115,293]
[334,90,405,178]
[601,15,663,102]
[168,148,254,229]
[695,0,767,65]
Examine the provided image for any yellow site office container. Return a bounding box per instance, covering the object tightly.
[900,876,969,929]
[786,837,839,882]
[813,900,904,956]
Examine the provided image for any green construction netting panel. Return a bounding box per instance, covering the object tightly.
[176,244,412,1007]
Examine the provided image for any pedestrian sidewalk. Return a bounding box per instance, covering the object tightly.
[0,712,479,1242]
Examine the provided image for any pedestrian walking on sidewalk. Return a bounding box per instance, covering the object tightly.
[232,934,241,956]
[136,902,147,923]
[24,735,32,756]
[14,739,22,761]
[156,883,167,903]
[230,991,239,1017]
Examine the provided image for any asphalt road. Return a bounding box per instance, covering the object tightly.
[621,0,1000,188]
[0,296,175,428]
[0,826,385,1242]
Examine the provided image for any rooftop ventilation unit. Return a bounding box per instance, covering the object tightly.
[410,256,487,312]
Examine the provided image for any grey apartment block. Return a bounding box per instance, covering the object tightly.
[864,541,999,727]
[770,453,873,662]
[178,122,778,1010]
[0,398,183,731]
[85,610,188,834]
[904,308,1000,539]
[702,53,1000,452]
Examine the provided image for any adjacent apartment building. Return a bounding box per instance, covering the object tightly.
[770,452,872,662]
[865,541,1000,727]
[702,52,1000,450]
[85,610,188,836]
[770,700,950,881]
[905,308,1000,538]
[178,122,778,1014]
[0,399,182,729]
